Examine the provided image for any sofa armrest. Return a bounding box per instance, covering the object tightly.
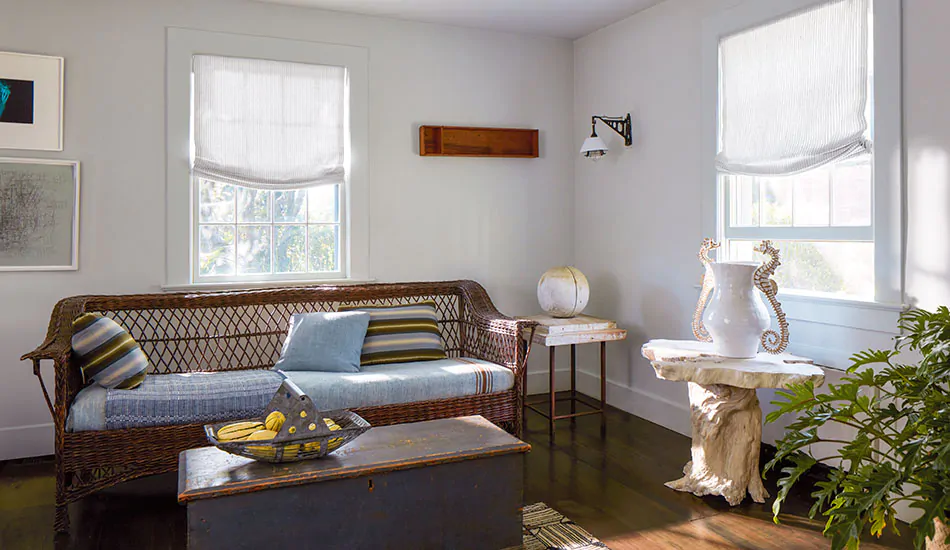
[456,281,537,372]
[21,297,88,421]
[21,298,79,364]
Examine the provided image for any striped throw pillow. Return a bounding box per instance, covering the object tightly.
[339,301,447,366]
[71,313,149,389]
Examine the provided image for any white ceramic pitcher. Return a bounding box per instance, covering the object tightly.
[703,262,770,358]
[692,239,789,358]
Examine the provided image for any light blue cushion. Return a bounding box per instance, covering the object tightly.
[65,358,515,432]
[274,311,370,373]
[67,384,108,431]
[284,357,515,410]
[65,370,285,432]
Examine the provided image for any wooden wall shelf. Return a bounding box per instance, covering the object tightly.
[419,126,539,158]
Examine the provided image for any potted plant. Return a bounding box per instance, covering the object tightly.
[766,307,950,550]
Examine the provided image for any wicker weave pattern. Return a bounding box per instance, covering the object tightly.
[21,280,535,533]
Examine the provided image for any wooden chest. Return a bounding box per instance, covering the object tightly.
[178,415,530,549]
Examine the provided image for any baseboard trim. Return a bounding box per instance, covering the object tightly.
[576,370,691,436]
[525,368,574,395]
[0,423,54,461]
[526,367,691,437]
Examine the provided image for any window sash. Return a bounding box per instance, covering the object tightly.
[191,178,348,282]
[724,226,873,242]
[722,169,874,242]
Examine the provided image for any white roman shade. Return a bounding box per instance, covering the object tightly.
[715,0,870,176]
[192,55,346,190]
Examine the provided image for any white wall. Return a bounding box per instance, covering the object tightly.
[905,0,950,311]
[0,0,575,460]
[571,0,923,442]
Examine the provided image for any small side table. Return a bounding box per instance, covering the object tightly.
[641,339,824,506]
[522,314,627,435]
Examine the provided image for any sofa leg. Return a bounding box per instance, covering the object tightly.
[54,456,70,534]
[54,503,69,534]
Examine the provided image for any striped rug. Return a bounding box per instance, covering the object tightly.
[523,503,610,550]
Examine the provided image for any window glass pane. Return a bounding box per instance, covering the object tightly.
[309,225,339,272]
[274,190,307,223]
[237,225,271,274]
[275,225,306,273]
[832,157,872,226]
[237,187,271,223]
[198,226,235,276]
[760,178,793,226]
[792,169,830,226]
[308,185,339,223]
[730,176,759,227]
[727,239,873,298]
[198,180,234,223]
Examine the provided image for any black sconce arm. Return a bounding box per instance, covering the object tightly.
[591,114,632,147]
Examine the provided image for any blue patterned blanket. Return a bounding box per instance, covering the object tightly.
[105,370,285,430]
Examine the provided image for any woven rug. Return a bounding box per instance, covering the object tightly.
[523,502,609,550]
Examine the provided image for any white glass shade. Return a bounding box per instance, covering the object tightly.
[580,135,608,160]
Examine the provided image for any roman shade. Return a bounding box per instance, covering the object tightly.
[192,54,346,190]
[715,0,870,176]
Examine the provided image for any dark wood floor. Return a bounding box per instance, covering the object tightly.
[0,395,913,549]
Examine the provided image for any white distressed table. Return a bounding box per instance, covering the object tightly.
[641,339,824,505]
[522,315,626,436]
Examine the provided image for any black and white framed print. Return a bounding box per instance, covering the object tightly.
[0,52,63,151]
[0,158,79,270]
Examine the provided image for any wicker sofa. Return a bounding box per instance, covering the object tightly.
[22,280,536,532]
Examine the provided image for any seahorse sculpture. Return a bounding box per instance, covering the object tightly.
[691,238,719,342]
[753,240,789,354]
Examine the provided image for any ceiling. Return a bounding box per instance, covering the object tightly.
[252,0,665,39]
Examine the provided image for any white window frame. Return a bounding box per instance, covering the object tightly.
[165,28,370,289]
[701,0,903,312]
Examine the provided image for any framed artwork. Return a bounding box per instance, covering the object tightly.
[0,52,64,151]
[0,158,79,270]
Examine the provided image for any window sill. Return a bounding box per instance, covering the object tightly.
[162,278,377,293]
[693,284,905,334]
[777,292,904,334]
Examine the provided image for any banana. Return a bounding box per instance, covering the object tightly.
[265,411,285,432]
[217,421,265,441]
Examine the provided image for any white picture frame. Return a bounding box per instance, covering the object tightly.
[0,158,79,271]
[0,52,64,151]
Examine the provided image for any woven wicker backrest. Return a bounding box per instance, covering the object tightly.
[81,284,465,375]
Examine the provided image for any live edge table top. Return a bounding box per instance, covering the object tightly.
[178,415,530,504]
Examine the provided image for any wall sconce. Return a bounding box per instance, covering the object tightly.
[580,114,632,160]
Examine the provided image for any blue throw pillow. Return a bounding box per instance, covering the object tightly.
[274,311,370,373]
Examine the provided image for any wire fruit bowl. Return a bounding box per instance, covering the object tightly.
[204,379,371,463]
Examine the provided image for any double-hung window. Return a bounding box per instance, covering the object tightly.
[706,0,902,304]
[191,55,347,282]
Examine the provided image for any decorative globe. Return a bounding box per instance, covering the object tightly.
[537,266,590,318]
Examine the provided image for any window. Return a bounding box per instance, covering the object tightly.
[190,55,347,282]
[196,181,343,278]
[166,30,369,289]
[724,158,874,298]
[714,0,879,301]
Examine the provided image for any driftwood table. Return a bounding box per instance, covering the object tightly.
[641,339,824,505]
